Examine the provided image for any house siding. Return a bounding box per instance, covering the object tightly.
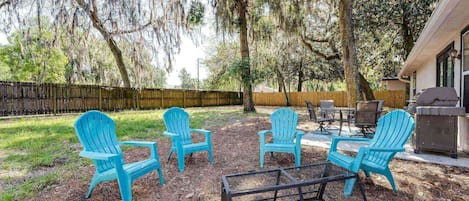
[413,32,462,99]
[412,33,469,152]
[416,59,436,93]
[382,80,406,91]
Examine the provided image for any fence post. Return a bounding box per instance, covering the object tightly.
[161,89,164,109]
[200,91,204,107]
[135,88,139,110]
[183,90,186,108]
[52,84,57,115]
[216,92,220,106]
[98,87,102,110]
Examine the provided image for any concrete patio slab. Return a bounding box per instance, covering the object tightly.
[301,127,469,168]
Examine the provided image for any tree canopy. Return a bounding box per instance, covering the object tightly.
[0,0,437,105]
[0,0,202,87]
[204,0,436,96]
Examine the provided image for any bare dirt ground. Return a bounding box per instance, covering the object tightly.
[33,109,469,201]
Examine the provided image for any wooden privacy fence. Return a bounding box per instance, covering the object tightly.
[253,90,407,108]
[0,81,243,116]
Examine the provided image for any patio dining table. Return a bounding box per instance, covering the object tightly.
[320,107,355,136]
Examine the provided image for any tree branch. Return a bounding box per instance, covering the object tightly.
[301,36,340,60]
[303,36,329,43]
[0,0,10,9]
[75,0,131,87]
[110,20,152,36]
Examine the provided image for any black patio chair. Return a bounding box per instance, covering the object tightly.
[319,100,336,120]
[352,100,380,138]
[305,100,334,135]
[376,100,385,118]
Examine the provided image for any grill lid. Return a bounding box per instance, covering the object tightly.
[416,87,459,106]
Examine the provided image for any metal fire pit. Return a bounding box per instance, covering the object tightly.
[221,162,367,201]
[413,87,465,158]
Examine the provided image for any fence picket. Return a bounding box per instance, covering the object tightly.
[253,90,406,108]
[0,81,242,116]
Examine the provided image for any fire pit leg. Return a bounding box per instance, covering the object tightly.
[356,175,367,201]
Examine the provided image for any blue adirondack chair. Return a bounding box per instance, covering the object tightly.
[258,107,304,168]
[163,107,214,172]
[74,110,164,201]
[327,109,415,196]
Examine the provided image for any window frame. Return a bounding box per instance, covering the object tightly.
[461,25,469,112]
[436,42,455,88]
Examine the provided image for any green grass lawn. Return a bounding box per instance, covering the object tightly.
[0,107,244,200]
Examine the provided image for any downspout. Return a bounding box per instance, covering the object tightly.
[398,71,411,84]
[398,71,412,103]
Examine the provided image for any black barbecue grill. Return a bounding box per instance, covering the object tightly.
[413,87,465,158]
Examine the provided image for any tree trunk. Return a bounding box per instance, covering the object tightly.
[339,0,362,107]
[76,0,131,88]
[401,13,414,58]
[297,59,304,92]
[359,73,375,100]
[237,0,255,112]
[277,75,283,92]
[275,64,290,106]
[401,12,414,102]
[104,37,131,87]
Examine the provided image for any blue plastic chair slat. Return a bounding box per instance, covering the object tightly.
[327,109,415,196]
[259,108,304,168]
[369,111,414,166]
[78,114,121,172]
[75,110,164,201]
[163,107,213,172]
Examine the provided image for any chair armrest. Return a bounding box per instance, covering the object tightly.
[296,130,304,138]
[258,130,272,136]
[190,129,210,135]
[332,137,371,143]
[296,130,304,146]
[258,130,272,144]
[121,141,156,147]
[79,151,120,161]
[190,129,211,143]
[163,131,179,137]
[121,141,160,160]
[330,137,371,152]
[367,147,405,153]
[349,147,405,172]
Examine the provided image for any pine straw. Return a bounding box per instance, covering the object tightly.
[34,115,469,201]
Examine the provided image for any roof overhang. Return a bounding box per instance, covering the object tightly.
[399,0,469,79]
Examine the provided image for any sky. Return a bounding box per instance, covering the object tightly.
[0,33,6,45]
[169,36,209,87]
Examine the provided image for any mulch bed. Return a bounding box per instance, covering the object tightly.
[34,115,469,201]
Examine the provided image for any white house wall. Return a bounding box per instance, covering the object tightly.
[415,59,436,92]
[414,32,462,100]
